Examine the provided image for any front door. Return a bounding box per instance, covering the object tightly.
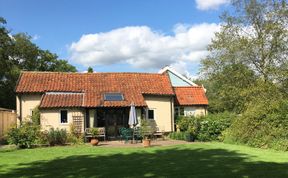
[105,108,129,138]
[91,108,129,138]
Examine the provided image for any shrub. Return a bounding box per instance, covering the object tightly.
[176,116,201,137]
[224,99,288,150]
[90,128,99,138]
[197,112,235,141]
[6,122,40,148]
[140,119,157,139]
[68,124,84,144]
[168,132,185,140]
[176,112,236,142]
[168,131,194,142]
[68,134,84,145]
[30,106,40,125]
[46,128,68,146]
[176,116,191,131]
[35,131,49,145]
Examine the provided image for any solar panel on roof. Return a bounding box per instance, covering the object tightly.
[104,93,124,101]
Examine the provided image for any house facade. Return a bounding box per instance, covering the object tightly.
[15,67,208,136]
[159,67,208,117]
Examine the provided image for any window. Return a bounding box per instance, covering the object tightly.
[180,107,184,116]
[104,93,124,101]
[60,110,68,123]
[186,108,196,116]
[30,109,34,116]
[175,107,179,116]
[148,109,154,119]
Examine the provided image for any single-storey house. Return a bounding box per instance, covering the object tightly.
[15,67,208,136]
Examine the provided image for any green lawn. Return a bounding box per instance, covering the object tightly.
[0,142,288,178]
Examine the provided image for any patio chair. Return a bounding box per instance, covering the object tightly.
[119,127,125,142]
[119,127,133,143]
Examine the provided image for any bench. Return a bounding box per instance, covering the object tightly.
[85,127,106,141]
[153,127,165,140]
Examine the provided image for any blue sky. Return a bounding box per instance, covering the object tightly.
[0,0,230,76]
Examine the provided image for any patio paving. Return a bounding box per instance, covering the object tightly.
[93,139,192,148]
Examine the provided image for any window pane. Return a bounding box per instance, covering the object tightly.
[148,110,154,119]
[180,107,184,116]
[175,108,179,116]
[30,109,34,116]
[61,110,68,123]
[104,93,124,101]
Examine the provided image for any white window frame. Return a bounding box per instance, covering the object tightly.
[60,110,68,124]
[185,107,196,117]
[30,109,34,116]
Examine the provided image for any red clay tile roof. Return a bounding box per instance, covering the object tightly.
[174,87,208,106]
[40,93,84,108]
[16,72,174,108]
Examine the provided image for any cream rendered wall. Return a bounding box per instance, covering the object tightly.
[16,95,21,125]
[89,109,95,128]
[17,94,42,122]
[16,95,20,116]
[40,109,85,132]
[144,96,173,132]
[184,106,207,117]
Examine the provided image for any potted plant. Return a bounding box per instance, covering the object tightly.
[140,119,156,147]
[90,128,99,146]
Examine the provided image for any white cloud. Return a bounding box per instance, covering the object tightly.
[69,23,220,74]
[32,34,40,41]
[195,0,229,10]
[170,61,189,75]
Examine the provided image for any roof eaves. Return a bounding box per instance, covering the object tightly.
[142,92,175,96]
[82,92,85,107]
[15,72,24,93]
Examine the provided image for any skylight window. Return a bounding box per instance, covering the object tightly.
[104,93,124,101]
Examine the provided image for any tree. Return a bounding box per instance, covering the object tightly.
[52,59,77,72]
[201,0,288,112]
[200,0,288,150]
[0,17,77,109]
[0,17,14,77]
[10,34,77,72]
[203,0,287,83]
[198,64,256,113]
[37,50,76,72]
[87,66,93,73]
[0,17,17,109]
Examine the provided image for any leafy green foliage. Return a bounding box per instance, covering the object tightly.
[30,106,40,125]
[168,132,194,141]
[6,122,40,148]
[200,0,288,113]
[0,17,77,109]
[176,116,200,137]
[90,128,99,138]
[176,112,236,142]
[198,64,257,113]
[197,0,288,150]
[224,99,288,151]
[87,66,93,73]
[46,128,68,146]
[68,124,84,144]
[140,119,157,139]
